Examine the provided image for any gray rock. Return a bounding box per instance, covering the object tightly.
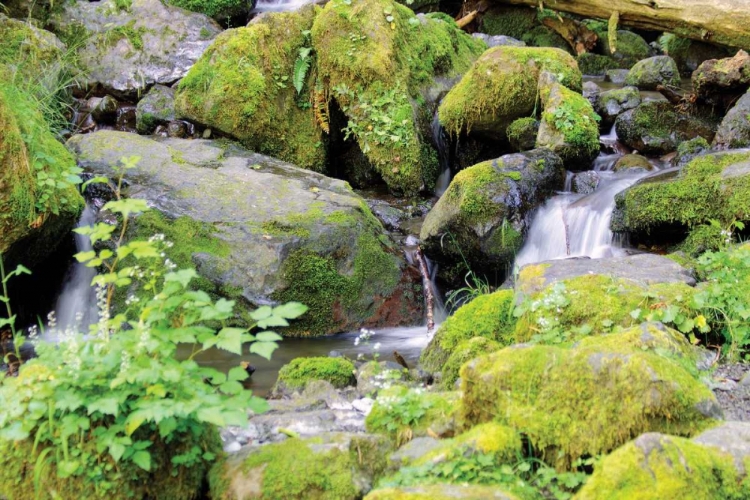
[596,86,641,128]
[91,95,119,123]
[515,253,696,297]
[625,56,681,90]
[50,0,221,98]
[135,84,175,134]
[352,397,375,414]
[367,201,407,232]
[694,421,750,474]
[66,131,422,335]
[605,69,630,85]
[693,50,750,109]
[573,170,600,194]
[613,154,655,172]
[714,89,750,149]
[388,437,442,467]
[674,137,711,167]
[241,409,367,444]
[582,81,601,108]
[166,120,189,138]
[356,361,410,396]
[471,33,525,48]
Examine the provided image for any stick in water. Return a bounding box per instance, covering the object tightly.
[415,245,435,333]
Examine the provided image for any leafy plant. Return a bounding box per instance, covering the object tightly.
[293,30,314,96]
[0,157,308,497]
[445,270,492,311]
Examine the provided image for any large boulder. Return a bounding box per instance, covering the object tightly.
[0,77,83,268]
[420,149,564,283]
[0,14,67,88]
[459,331,721,469]
[693,50,750,110]
[439,46,581,138]
[663,36,732,76]
[615,101,716,155]
[536,78,600,167]
[625,56,681,90]
[612,150,750,244]
[597,30,651,69]
[272,357,356,396]
[714,89,750,149]
[49,0,221,98]
[209,433,391,500]
[595,86,640,129]
[66,131,423,336]
[575,425,750,499]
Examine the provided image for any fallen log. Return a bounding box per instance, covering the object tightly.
[540,13,598,54]
[492,0,750,50]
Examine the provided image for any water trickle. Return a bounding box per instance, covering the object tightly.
[563,171,574,192]
[54,205,98,331]
[432,110,451,196]
[514,171,649,270]
[252,0,313,14]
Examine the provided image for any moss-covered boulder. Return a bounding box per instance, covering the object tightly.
[574,432,749,499]
[625,56,681,90]
[441,337,501,389]
[420,289,516,373]
[272,357,356,396]
[50,0,221,98]
[0,77,83,268]
[714,88,750,148]
[420,149,564,284]
[439,46,581,138]
[311,0,486,194]
[693,50,750,110]
[614,101,716,155]
[135,84,175,134]
[506,117,539,152]
[614,154,654,172]
[365,484,529,500]
[595,86,640,129]
[175,6,326,172]
[537,78,600,167]
[459,335,721,469]
[577,53,619,76]
[0,14,67,87]
[165,0,249,24]
[209,433,391,500]
[612,150,750,243]
[597,30,651,69]
[67,131,423,336]
[366,386,458,445]
[663,35,732,76]
[479,6,537,40]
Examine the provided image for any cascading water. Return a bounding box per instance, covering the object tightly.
[252,0,313,13]
[54,204,99,331]
[432,110,452,196]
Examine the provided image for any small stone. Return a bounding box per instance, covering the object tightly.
[352,397,374,414]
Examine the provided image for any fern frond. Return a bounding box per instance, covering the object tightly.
[313,82,330,134]
[293,56,311,95]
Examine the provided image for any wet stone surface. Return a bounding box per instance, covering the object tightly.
[712,363,750,422]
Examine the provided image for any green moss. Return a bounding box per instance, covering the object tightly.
[598,30,651,69]
[678,223,725,256]
[615,151,750,235]
[480,6,537,39]
[459,340,719,469]
[0,17,65,83]
[0,421,220,500]
[576,434,749,499]
[274,357,356,392]
[577,53,619,76]
[105,20,148,51]
[420,289,516,373]
[312,0,485,194]
[365,484,530,500]
[439,46,581,136]
[539,83,600,165]
[166,0,247,21]
[441,337,501,389]
[521,26,572,54]
[175,6,327,173]
[366,386,458,444]
[506,117,539,152]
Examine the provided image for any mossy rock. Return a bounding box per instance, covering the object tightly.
[0,14,67,87]
[522,26,573,54]
[714,88,750,148]
[459,337,721,469]
[273,357,356,395]
[0,417,220,500]
[209,433,390,500]
[614,101,716,156]
[165,0,249,23]
[479,6,537,40]
[506,117,539,152]
[175,6,327,172]
[692,50,750,110]
[613,150,750,240]
[596,30,651,69]
[575,432,749,499]
[135,84,175,134]
[312,0,485,194]
[365,484,530,500]
[420,289,516,374]
[441,337,501,389]
[595,86,640,129]
[439,46,581,137]
[537,79,601,167]
[420,149,564,285]
[613,154,654,172]
[366,386,458,445]
[0,77,82,268]
[625,56,681,90]
[577,53,619,76]
[68,131,421,336]
[663,35,733,76]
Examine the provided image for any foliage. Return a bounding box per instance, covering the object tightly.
[0,157,307,498]
[294,31,314,96]
[166,0,247,21]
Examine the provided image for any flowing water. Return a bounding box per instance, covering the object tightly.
[432,111,452,196]
[53,205,99,332]
[253,0,314,13]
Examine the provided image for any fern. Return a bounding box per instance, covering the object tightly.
[293,47,312,95]
[313,81,330,134]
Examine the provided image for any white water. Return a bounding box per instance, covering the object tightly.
[432,111,452,196]
[54,205,98,331]
[253,0,313,13]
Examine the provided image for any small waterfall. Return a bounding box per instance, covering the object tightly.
[252,0,313,13]
[563,171,574,192]
[54,205,98,331]
[514,171,648,270]
[432,111,451,196]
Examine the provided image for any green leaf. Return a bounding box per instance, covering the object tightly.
[109,442,126,462]
[165,269,197,288]
[87,397,120,417]
[216,327,245,355]
[255,331,282,342]
[132,451,151,471]
[125,412,147,436]
[228,366,249,382]
[197,407,225,426]
[250,341,278,360]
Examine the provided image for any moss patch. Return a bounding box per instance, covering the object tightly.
[274,357,356,393]
[538,83,600,165]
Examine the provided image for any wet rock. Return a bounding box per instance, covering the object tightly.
[663,36,732,75]
[596,86,641,129]
[366,201,407,232]
[50,0,220,99]
[420,149,564,284]
[693,50,750,110]
[66,131,423,336]
[615,101,716,155]
[605,69,631,85]
[573,170,600,194]
[597,30,651,69]
[674,137,712,167]
[614,154,654,172]
[625,56,681,90]
[388,436,442,468]
[714,89,750,148]
[506,117,539,152]
[366,485,521,499]
[166,120,189,138]
[471,33,525,47]
[135,84,175,134]
[582,81,601,108]
[91,95,119,123]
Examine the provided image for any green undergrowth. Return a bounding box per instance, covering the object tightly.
[539,83,600,164]
[274,357,356,393]
[166,0,247,21]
